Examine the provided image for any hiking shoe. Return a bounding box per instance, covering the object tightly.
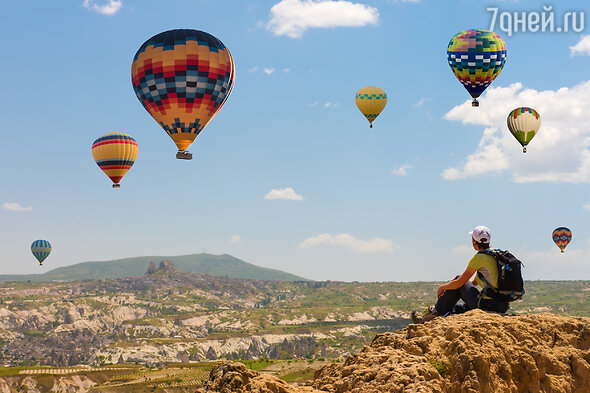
[411,306,439,324]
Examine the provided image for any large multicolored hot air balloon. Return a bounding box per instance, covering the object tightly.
[131,29,235,160]
[507,107,541,153]
[552,227,572,253]
[31,240,51,266]
[91,132,138,188]
[355,86,387,128]
[447,29,506,107]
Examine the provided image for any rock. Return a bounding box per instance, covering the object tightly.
[145,261,156,275]
[20,376,41,393]
[158,260,177,273]
[196,311,590,393]
[176,350,190,363]
[310,310,590,393]
[198,362,320,393]
[207,346,218,360]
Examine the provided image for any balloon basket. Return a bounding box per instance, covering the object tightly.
[370,124,373,128]
[112,183,120,188]
[472,99,479,107]
[523,147,527,153]
[176,151,193,160]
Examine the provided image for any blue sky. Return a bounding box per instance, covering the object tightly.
[1,0,590,281]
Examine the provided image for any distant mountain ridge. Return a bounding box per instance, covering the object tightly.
[0,253,308,282]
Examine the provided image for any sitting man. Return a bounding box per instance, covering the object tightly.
[411,225,510,324]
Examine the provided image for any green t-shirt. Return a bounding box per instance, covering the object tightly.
[468,252,498,299]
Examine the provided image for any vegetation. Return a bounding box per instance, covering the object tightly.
[0,253,308,282]
[428,359,448,377]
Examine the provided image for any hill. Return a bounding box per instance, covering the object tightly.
[0,253,308,282]
[197,310,590,393]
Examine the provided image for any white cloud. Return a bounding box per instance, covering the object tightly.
[248,66,259,72]
[263,68,275,75]
[83,0,122,16]
[392,164,412,176]
[300,233,394,253]
[266,0,379,38]
[324,102,340,108]
[413,97,431,107]
[3,202,32,212]
[229,235,241,244]
[443,81,590,183]
[451,244,474,256]
[515,243,590,280]
[282,68,291,73]
[570,35,590,56]
[308,101,319,107]
[264,187,304,200]
[583,204,590,211]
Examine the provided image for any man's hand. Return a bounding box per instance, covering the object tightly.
[437,284,446,298]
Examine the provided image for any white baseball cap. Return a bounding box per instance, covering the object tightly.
[470,226,491,243]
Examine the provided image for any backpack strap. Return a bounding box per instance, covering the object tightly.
[476,249,497,292]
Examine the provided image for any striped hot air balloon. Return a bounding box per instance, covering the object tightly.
[131,29,235,160]
[447,29,506,107]
[552,227,572,253]
[31,239,51,265]
[355,86,387,128]
[507,107,541,153]
[91,132,138,188]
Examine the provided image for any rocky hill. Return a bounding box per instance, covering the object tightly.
[196,310,590,393]
[0,253,308,282]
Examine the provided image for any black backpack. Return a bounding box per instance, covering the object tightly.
[477,249,525,303]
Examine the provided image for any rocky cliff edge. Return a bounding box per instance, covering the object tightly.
[199,310,590,393]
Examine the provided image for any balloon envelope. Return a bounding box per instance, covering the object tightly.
[507,107,541,153]
[91,132,138,188]
[131,29,235,158]
[355,86,387,127]
[552,227,572,252]
[31,240,51,265]
[447,29,506,106]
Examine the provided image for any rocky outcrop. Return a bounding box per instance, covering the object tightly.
[0,375,97,393]
[311,310,590,393]
[158,260,177,272]
[197,311,590,393]
[145,261,157,275]
[144,260,178,275]
[198,362,320,393]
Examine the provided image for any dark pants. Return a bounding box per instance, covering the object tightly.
[434,277,509,316]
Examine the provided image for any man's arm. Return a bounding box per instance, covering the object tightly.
[437,266,476,298]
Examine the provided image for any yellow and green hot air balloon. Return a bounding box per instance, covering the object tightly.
[91,132,139,188]
[447,29,506,107]
[507,107,541,153]
[355,86,387,128]
[131,29,235,160]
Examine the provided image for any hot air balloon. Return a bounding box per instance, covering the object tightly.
[552,227,572,253]
[355,86,387,128]
[131,29,235,160]
[507,107,541,153]
[31,240,51,266]
[91,132,138,188]
[447,29,506,107]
